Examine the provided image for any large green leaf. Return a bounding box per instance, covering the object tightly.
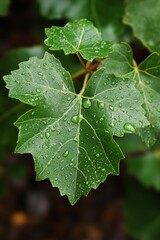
[37,0,126,42]
[45,19,112,62]
[124,180,160,240]
[3,47,150,204]
[124,0,160,53]
[3,52,123,204]
[101,43,160,147]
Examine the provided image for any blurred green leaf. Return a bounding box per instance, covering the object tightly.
[0,0,10,16]
[124,180,160,240]
[37,0,128,42]
[126,151,160,190]
[124,0,160,53]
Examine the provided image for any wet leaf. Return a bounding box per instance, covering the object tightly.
[45,19,112,62]
[3,52,123,204]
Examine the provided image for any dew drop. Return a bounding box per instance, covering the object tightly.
[98,102,105,109]
[100,117,104,122]
[36,88,41,93]
[47,161,51,166]
[63,150,69,157]
[82,98,92,109]
[139,121,143,127]
[71,115,83,123]
[96,153,100,157]
[45,132,50,138]
[104,95,108,99]
[101,168,105,172]
[119,103,122,108]
[123,123,135,132]
[38,72,43,76]
[109,105,114,111]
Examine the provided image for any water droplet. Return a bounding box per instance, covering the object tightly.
[139,121,143,127]
[110,99,114,102]
[109,105,114,111]
[45,132,50,138]
[71,115,83,123]
[96,153,100,157]
[145,80,150,85]
[63,150,69,157]
[98,102,105,109]
[38,72,43,76]
[119,103,122,108]
[82,98,92,109]
[67,97,71,101]
[109,122,114,128]
[104,95,108,99]
[36,88,41,93]
[123,123,135,133]
[101,168,105,172]
[47,161,51,166]
[100,117,104,122]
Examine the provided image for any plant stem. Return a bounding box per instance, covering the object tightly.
[78,72,90,96]
[72,68,86,80]
[76,52,86,70]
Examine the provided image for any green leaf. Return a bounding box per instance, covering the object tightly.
[37,0,70,19]
[136,53,160,147]
[90,43,149,136]
[3,52,123,204]
[124,0,160,53]
[102,43,160,147]
[126,151,160,190]
[0,0,10,16]
[45,19,112,62]
[124,180,160,240]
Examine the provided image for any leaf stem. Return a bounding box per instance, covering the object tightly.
[78,72,90,96]
[72,68,86,80]
[76,52,86,70]
[133,59,138,72]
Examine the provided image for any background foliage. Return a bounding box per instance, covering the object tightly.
[1,0,160,239]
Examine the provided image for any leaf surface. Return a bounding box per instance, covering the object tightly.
[124,0,160,53]
[3,52,123,204]
[45,19,112,62]
[102,43,160,147]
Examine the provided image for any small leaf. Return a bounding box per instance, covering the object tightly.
[45,19,112,62]
[3,52,123,204]
[124,0,160,53]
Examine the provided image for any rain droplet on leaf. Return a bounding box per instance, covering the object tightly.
[98,102,105,109]
[45,132,50,138]
[63,150,69,157]
[82,98,92,109]
[123,123,135,133]
[71,115,83,124]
